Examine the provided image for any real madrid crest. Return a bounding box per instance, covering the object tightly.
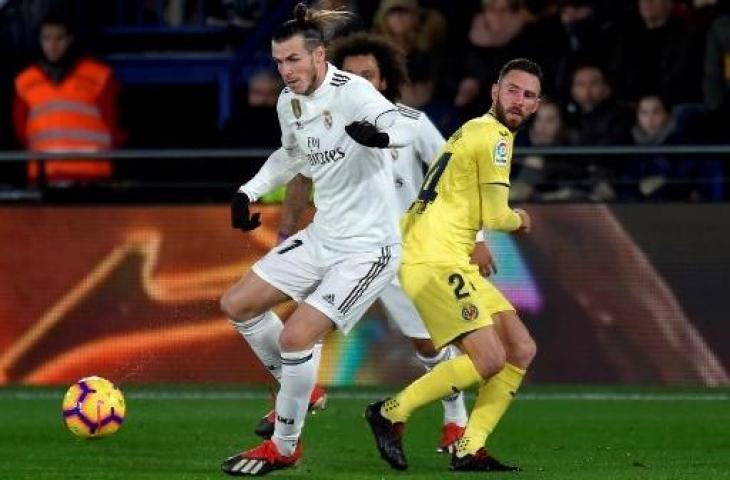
[291,98,302,119]
[461,303,480,321]
[323,110,333,130]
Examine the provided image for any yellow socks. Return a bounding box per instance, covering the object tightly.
[382,354,482,423]
[457,363,526,456]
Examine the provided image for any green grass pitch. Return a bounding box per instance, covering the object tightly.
[1,386,729,479]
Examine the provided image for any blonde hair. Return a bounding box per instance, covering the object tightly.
[273,2,353,49]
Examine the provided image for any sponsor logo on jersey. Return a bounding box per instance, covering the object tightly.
[307,148,346,166]
[291,99,302,119]
[461,303,479,321]
[494,137,509,166]
[323,110,333,130]
[322,293,335,305]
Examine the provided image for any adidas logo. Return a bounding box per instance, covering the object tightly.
[322,294,335,305]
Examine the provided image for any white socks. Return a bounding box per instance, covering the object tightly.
[232,311,324,456]
[416,346,468,427]
[272,348,317,456]
[231,311,284,381]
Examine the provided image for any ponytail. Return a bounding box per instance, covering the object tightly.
[273,2,352,50]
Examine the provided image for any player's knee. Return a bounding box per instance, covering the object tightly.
[278,327,304,352]
[472,349,506,380]
[220,289,255,322]
[508,335,537,369]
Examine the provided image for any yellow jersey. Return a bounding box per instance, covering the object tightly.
[401,113,515,264]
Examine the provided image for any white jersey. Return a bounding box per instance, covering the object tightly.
[276,64,409,256]
[388,104,445,213]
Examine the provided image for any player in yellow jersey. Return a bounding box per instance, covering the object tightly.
[365,58,542,472]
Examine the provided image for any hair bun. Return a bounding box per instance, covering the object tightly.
[293,2,308,23]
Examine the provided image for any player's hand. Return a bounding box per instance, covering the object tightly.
[471,241,497,277]
[345,120,389,148]
[231,192,261,231]
[514,208,531,234]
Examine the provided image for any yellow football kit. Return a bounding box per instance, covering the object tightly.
[399,113,522,348]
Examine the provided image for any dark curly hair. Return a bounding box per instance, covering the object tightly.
[328,32,407,102]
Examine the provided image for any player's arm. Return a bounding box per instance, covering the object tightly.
[480,183,529,233]
[413,112,445,167]
[344,80,416,148]
[472,230,497,276]
[473,124,529,234]
[279,174,312,242]
[232,147,306,231]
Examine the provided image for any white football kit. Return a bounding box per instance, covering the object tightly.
[241,64,416,333]
[379,104,445,339]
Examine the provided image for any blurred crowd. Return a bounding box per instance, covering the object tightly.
[1,0,729,200]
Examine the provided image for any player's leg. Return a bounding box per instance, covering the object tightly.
[224,245,400,476]
[271,304,336,457]
[367,263,501,470]
[220,271,290,381]
[379,283,467,452]
[411,340,468,453]
[221,230,322,383]
[493,310,537,370]
[449,289,533,471]
[272,245,400,461]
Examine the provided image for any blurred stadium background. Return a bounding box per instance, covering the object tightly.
[0,0,729,478]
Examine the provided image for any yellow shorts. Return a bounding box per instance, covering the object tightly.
[399,262,514,349]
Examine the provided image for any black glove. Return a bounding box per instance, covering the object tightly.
[345,120,390,148]
[231,191,261,231]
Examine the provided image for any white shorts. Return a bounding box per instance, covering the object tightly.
[252,228,401,335]
[378,281,430,339]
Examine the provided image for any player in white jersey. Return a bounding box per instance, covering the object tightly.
[219,4,417,476]
[263,32,500,454]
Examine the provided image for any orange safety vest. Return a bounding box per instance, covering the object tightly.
[15,58,114,183]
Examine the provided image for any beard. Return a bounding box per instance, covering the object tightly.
[302,58,320,96]
[493,100,527,132]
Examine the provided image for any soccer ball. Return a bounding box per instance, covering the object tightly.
[62,376,126,438]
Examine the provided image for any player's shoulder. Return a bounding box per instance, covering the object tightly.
[395,103,423,121]
[461,114,508,145]
[335,71,378,99]
[329,67,354,89]
[465,114,507,135]
[276,86,294,113]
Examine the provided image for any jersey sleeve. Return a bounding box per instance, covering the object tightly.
[413,113,445,167]
[343,78,398,125]
[466,121,512,186]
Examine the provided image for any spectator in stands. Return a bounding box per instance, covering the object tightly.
[703,12,730,140]
[372,0,447,82]
[567,64,633,146]
[221,70,283,148]
[627,93,724,200]
[455,0,535,116]
[626,94,681,199]
[566,64,634,200]
[552,0,615,102]
[610,0,700,104]
[513,99,589,201]
[13,14,122,186]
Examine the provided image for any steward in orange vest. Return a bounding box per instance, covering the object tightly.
[13,16,122,185]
